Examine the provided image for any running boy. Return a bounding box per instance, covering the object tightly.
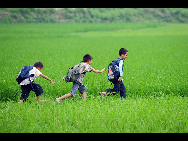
[18,62,56,102]
[55,54,106,102]
[99,48,128,98]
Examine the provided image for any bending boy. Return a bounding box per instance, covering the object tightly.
[19,62,55,102]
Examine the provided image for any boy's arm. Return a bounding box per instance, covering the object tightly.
[92,68,106,73]
[40,74,56,84]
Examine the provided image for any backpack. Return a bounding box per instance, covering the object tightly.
[108,58,123,83]
[64,62,83,83]
[16,65,33,84]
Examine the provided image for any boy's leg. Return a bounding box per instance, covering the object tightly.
[82,91,86,101]
[56,82,79,102]
[103,81,120,96]
[36,95,40,101]
[56,93,73,101]
[119,81,126,98]
[32,82,44,101]
[20,85,31,102]
[78,84,88,101]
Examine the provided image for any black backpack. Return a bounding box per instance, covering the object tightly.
[107,58,124,83]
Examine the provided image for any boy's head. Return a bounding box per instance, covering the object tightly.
[83,54,93,65]
[34,62,43,71]
[119,48,128,60]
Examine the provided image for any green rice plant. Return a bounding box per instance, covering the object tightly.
[0,23,187,132]
[0,95,187,133]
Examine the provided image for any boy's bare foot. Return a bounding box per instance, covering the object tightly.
[18,100,23,103]
[56,98,60,101]
[55,98,61,103]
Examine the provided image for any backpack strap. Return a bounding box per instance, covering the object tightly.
[29,76,35,93]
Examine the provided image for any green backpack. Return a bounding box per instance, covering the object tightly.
[64,62,83,83]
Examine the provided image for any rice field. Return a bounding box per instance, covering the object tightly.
[0,23,187,132]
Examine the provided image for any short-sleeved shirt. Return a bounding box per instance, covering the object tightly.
[76,63,94,84]
[118,59,124,77]
[20,67,42,85]
[117,58,124,79]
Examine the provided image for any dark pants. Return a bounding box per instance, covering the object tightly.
[20,82,43,101]
[105,81,126,98]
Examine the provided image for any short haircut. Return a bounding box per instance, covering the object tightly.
[34,62,44,68]
[119,48,128,56]
[83,54,93,62]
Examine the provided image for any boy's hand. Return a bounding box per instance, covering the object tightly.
[93,68,106,73]
[118,76,122,81]
[101,68,106,72]
[62,77,65,81]
[50,80,56,84]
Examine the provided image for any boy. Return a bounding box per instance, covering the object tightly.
[99,48,128,98]
[55,54,106,102]
[19,62,56,102]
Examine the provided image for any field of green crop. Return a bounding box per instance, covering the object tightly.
[0,23,188,132]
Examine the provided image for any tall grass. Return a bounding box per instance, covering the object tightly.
[0,95,187,133]
[0,23,187,132]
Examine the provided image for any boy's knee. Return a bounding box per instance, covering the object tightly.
[33,83,43,96]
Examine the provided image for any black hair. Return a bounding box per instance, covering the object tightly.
[82,54,93,62]
[119,48,128,56]
[34,62,44,68]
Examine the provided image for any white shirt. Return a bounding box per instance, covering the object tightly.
[20,67,42,85]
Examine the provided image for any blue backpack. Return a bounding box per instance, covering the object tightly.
[16,65,33,84]
[108,58,123,83]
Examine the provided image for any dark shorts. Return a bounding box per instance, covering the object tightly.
[105,81,126,98]
[20,82,43,101]
[70,81,88,96]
